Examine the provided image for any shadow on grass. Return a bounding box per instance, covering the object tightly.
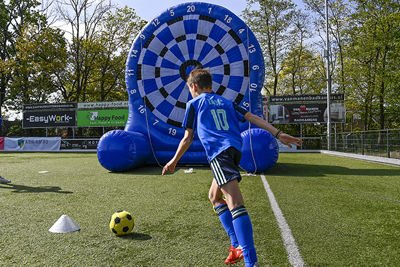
[119,232,152,241]
[265,163,400,177]
[0,183,73,194]
[109,165,210,176]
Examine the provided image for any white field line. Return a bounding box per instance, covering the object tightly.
[261,174,305,267]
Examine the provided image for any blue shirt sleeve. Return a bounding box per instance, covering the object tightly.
[233,103,248,122]
[182,102,196,129]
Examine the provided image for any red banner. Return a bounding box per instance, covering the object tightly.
[0,137,4,150]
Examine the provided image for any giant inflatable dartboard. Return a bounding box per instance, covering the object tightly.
[97,2,278,172]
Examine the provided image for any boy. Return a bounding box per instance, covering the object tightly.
[162,69,301,266]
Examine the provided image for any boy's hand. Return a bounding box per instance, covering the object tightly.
[278,133,303,148]
[162,160,177,175]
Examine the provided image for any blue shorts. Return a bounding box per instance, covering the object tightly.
[210,147,242,187]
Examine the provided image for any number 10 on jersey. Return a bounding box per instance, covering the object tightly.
[210,109,229,131]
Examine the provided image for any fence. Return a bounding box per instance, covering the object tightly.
[319,129,400,160]
[4,129,399,160]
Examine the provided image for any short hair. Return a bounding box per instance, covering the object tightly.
[187,68,212,90]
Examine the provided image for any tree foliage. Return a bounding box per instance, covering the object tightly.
[344,0,400,130]
[244,0,295,96]
[1,0,400,135]
[245,0,400,130]
[7,24,67,110]
[0,0,44,132]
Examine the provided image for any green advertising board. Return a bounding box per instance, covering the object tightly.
[77,109,128,126]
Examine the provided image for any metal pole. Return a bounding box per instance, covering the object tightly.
[0,91,2,136]
[387,129,390,158]
[334,123,337,150]
[300,124,303,150]
[325,0,332,150]
[361,132,364,155]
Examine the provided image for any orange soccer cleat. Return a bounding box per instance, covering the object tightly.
[224,245,244,265]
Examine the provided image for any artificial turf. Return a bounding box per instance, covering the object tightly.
[0,152,399,266]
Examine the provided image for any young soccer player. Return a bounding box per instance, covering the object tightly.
[162,69,302,266]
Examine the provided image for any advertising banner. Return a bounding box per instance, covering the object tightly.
[61,139,99,150]
[77,109,128,126]
[265,94,345,103]
[23,103,76,111]
[77,101,129,110]
[4,137,61,151]
[268,103,345,124]
[0,137,4,150]
[23,110,76,128]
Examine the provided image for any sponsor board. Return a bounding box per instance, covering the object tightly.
[77,109,128,126]
[23,103,76,110]
[61,139,99,150]
[264,94,344,103]
[23,110,76,128]
[0,137,4,150]
[268,103,345,124]
[77,101,129,110]
[264,94,345,124]
[4,137,61,151]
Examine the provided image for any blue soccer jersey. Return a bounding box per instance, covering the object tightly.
[182,93,248,161]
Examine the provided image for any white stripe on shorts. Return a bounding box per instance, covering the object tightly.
[211,158,226,186]
[210,160,221,185]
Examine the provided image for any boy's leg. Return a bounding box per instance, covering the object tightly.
[209,179,239,248]
[220,180,258,266]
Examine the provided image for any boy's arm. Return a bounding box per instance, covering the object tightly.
[162,128,194,175]
[244,112,302,148]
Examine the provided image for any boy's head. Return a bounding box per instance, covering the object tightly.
[187,68,212,97]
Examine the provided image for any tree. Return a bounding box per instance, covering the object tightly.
[244,0,295,96]
[303,0,350,93]
[0,0,44,134]
[54,0,113,102]
[345,0,400,130]
[7,23,67,110]
[279,46,326,95]
[277,9,326,95]
[88,6,146,101]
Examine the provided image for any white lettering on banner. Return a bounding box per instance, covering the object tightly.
[4,137,61,151]
[77,101,129,109]
[27,114,72,124]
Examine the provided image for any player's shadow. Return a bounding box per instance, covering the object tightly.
[266,162,400,177]
[110,166,162,176]
[110,165,209,176]
[0,183,73,194]
[119,232,152,241]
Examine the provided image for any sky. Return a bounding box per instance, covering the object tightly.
[114,0,306,21]
[115,0,249,20]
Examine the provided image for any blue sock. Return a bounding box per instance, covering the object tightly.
[231,206,258,266]
[214,204,239,247]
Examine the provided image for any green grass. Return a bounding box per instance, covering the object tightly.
[0,153,399,266]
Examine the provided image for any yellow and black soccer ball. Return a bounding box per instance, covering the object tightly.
[109,210,134,236]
